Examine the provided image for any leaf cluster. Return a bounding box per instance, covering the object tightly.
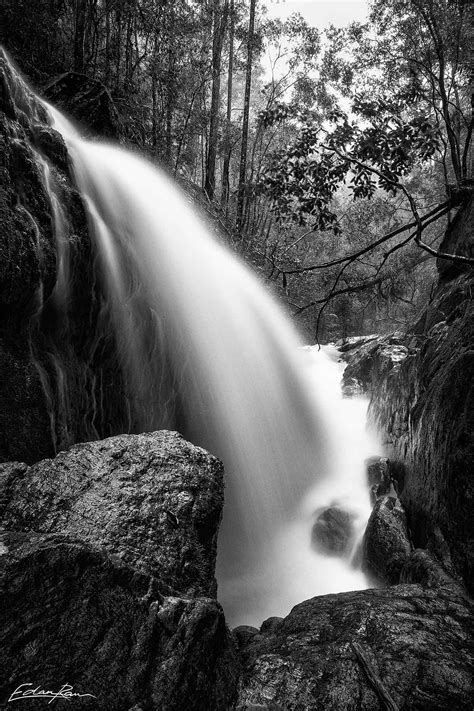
[261,93,440,230]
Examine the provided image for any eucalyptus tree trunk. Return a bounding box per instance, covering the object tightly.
[236,0,257,235]
[73,0,87,71]
[221,0,235,211]
[165,3,175,165]
[204,0,229,200]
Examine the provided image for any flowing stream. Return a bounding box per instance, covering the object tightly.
[42,103,383,627]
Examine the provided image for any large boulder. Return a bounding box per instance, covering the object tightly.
[312,506,356,557]
[0,530,239,710]
[237,585,474,710]
[0,431,223,598]
[363,496,412,584]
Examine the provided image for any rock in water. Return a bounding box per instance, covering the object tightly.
[0,431,223,597]
[0,531,239,710]
[365,456,391,503]
[237,585,474,710]
[341,333,411,398]
[311,506,355,557]
[363,496,411,584]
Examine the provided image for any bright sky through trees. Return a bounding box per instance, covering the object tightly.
[264,0,368,28]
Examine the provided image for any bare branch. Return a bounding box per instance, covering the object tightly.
[280,201,451,275]
[415,237,474,264]
[294,276,384,315]
[278,227,316,259]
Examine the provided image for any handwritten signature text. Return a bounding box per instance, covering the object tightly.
[8,683,97,704]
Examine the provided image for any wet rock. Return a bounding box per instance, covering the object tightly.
[400,548,462,591]
[30,124,69,172]
[335,334,378,354]
[0,49,130,463]
[365,456,391,503]
[312,506,355,557]
[369,272,474,593]
[260,617,283,635]
[341,333,411,397]
[237,585,474,710]
[0,530,239,710]
[341,375,365,398]
[43,72,122,139]
[0,341,55,465]
[363,496,411,584]
[0,431,223,597]
[233,626,260,650]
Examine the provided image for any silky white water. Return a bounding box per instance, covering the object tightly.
[46,104,382,627]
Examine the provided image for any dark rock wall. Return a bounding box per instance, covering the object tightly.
[0,49,132,464]
[340,196,474,594]
[368,272,474,593]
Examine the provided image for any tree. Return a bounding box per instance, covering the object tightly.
[236,0,257,232]
[258,0,473,335]
[221,0,235,210]
[204,0,229,199]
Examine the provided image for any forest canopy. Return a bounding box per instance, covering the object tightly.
[1,0,472,339]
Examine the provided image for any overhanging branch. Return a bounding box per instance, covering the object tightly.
[279,200,451,276]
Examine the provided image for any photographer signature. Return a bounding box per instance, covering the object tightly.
[8,683,97,704]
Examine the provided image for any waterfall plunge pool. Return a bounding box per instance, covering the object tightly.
[217,344,384,628]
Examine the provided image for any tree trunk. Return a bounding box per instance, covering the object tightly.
[165,5,175,165]
[152,37,158,150]
[115,7,122,91]
[221,0,235,211]
[73,0,87,71]
[125,12,133,89]
[104,0,111,84]
[236,0,257,235]
[204,0,229,200]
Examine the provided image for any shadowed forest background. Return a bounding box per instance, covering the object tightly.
[2,0,472,341]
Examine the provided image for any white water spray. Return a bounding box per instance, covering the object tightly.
[46,104,383,626]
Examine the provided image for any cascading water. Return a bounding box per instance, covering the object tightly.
[41,101,383,626]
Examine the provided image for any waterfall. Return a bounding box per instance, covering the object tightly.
[41,102,382,626]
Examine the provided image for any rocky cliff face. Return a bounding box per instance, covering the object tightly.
[0,48,133,464]
[340,200,474,594]
[368,273,472,594]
